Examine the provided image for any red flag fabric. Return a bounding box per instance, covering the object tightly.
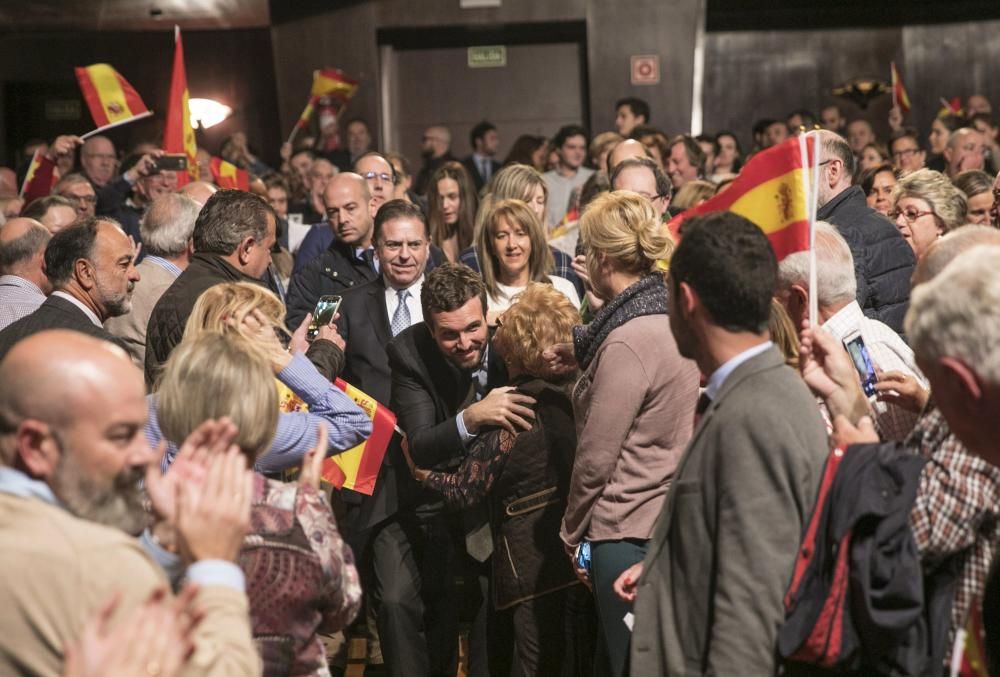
[209,156,250,191]
[668,138,813,261]
[890,62,911,114]
[19,150,57,201]
[163,26,198,186]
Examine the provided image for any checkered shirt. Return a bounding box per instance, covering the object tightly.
[0,275,45,331]
[907,405,1000,658]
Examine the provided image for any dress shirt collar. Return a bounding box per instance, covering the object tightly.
[0,466,60,506]
[0,275,45,297]
[51,291,102,327]
[143,254,183,278]
[820,300,864,341]
[704,340,773,401]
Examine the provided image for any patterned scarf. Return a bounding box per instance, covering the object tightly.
[572,273,669,371]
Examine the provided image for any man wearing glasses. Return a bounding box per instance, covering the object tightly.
[53,173,97,218]
[889,129,927,176]
[809,130,916,335]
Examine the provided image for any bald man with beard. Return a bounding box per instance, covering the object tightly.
[0,218,52,330]
[0,330,260,676]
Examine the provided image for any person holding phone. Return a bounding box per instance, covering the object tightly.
[96,149,177,248]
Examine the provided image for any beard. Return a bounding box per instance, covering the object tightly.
[51,449,148,536]
[96,277,134,318]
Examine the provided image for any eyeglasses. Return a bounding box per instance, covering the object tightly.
[363,170,396,185]
[891,148,920,161]
[889,208,934,223]
[63,193,97,204]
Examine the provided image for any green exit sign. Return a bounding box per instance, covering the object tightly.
[468,45,506,68]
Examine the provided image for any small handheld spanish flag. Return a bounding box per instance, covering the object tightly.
[74,64,153,135]
[890,62,911,114]
[669,137,813,261]
[209,156,250,191]
[277,378,396,495]
[288,68,359,143]
[19,149,57,200]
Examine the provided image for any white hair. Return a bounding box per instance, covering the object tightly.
[140,193,201,258]
[906,245,1000,385]
[777,221,857,307]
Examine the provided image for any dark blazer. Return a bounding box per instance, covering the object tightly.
[0,294,130,361]
[630,346,829,676]
[461,155,502,193]
[816,185,916,334]
[337,277,394,405]
[285,240,379,331]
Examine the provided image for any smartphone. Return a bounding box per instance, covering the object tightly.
[307,295,342,341]
[154,154,189,172]
[843,332,878,397]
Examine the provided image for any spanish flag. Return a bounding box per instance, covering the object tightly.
[291,68,359,132]
[19,149,57,201]
[163,27,198,185]
[74,63,153,132]
[669,138,812,261]
[209,156,250,191]
[890,62,911,114]
[277,378,396,495]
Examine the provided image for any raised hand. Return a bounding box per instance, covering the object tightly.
[542,342,578,375]
[174,446,253,564]
[874,369,930,414]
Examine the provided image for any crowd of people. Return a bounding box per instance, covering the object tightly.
[0,88,999,677]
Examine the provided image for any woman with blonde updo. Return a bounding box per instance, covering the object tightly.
[890,168,968,259]
[555,191,700,676]
[475,198,580,321]
[148,281,372,475]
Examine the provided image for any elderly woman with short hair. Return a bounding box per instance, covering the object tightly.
[891,168,968,259]
[155,331,362,675]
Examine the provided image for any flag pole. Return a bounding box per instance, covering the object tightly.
[808,132,820,328]
[80,110,155,140]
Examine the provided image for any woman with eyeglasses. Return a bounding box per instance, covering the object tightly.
[890,168,968,258]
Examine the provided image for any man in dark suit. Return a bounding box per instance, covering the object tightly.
[461,121,502,193]
[286,173,380,330]
[0,216,138,361]
[616,212,829,675]
[380,263,535,677]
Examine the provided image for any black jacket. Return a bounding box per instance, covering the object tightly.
[95,175,143,245]
[284,240,379,331]
[145,253,264,386]
[779,442,956,676]
[816,186,916,334]
[0,294,130,362]
[461,155,502,193]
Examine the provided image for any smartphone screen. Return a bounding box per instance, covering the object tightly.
[307,295,342,341]
[154,154,188,172]
[844,334,878,397]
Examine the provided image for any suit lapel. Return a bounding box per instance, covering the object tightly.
[366,278,392,346]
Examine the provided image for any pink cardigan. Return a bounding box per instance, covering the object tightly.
[560,314,700,547]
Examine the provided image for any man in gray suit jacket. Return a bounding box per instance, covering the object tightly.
[617,212,829,675]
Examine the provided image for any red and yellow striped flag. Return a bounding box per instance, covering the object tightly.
[19,149,57,200]
[277,378,396,495]
[669,138,813,261]
[891,62,911,114]
[209,156,250,191]
[163,27,198,185]
[74,64,152,130]
[292,68,359,132]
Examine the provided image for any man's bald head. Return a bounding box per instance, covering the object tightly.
[324,173,374,246]
[0,330,149,532]
[607,139,652,175]
[913,224,1000,287]
[178,180,218,207]
[0,218,51,291]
